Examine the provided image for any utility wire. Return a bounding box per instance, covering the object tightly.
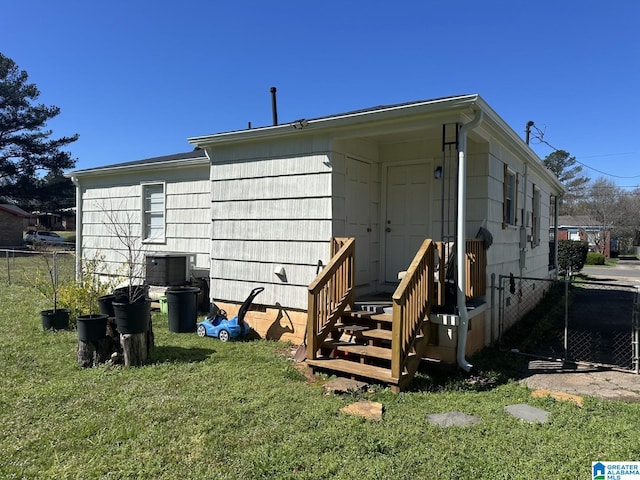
[530,125,640,179]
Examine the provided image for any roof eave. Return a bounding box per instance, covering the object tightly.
[188,94,480,147]
[66,155,209,179]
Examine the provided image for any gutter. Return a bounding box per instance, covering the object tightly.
[456,109,484,372]
[69,175,82,281]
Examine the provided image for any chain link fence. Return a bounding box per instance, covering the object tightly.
[0,248,76,288]
[498,275,639,373]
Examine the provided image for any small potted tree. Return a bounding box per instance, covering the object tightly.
[33,249,70,331]
[105,212,151,335]
[73,257,110,343]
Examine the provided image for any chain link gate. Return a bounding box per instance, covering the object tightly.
[498,275,639,373]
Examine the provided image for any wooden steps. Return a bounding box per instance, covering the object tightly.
[347,311,393,323]
[361,328,393,341]
[306,302,425,392]
[307,308,399,387]
[322,339,393,361]
[305,357,401,384]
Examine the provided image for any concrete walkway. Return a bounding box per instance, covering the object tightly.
[520,360,640,403]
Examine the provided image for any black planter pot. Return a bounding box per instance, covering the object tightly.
[77,314,108,342]
[97,294,116,317]
[113,285,150,304]
[41,309,70,331]
[113,298,151,334]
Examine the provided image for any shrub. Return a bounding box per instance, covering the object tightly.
[557,240,588,274]
[57,254,118,322]
[586,252,606,265]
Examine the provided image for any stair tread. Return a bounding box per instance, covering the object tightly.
[322,340,392,360]
[334,323,370,332]
[346,312,393,322]
[306,357,399,383]
[360,328,393,341]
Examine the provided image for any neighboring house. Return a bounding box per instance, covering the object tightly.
[0,204,32,247]
[556,215,611,257]
[30,209,76,231]
[69,94,565,386]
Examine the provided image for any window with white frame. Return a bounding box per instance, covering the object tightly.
[503,165,517,227]
[531,186,541,247]
[142,183,165,242]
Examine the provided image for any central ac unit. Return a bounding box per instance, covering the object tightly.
[145,253,189,286]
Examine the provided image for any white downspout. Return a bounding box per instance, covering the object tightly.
[456,110,483,372]
[70,176,82,281]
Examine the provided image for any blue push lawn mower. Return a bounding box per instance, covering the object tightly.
[196,287,264,341]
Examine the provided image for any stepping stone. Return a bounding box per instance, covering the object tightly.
[340,400,383,421]
[505,404,550,423]
[323,377,368,395]
[532,389,584,407]
[427,411,481,428]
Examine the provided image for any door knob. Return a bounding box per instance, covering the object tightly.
[386,227,391,232]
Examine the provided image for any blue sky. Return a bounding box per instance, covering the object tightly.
[2,1,639,188]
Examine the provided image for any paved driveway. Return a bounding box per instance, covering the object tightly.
[582,258,640,284]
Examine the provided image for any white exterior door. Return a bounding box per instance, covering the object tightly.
[384,162,430,283]
[345,157,371,287]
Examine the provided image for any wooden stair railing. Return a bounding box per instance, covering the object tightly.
[307,237,355,361]
[465,239,486,298]
[435,239,488,305]
[391,239,436,384]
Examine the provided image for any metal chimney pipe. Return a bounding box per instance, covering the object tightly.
[525,120,534,145]
[270,87,278,125]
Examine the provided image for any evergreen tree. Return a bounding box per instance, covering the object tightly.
[0,52,78,208]
[543,150,590,215]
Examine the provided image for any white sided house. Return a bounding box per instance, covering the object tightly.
[71,94,564,390]
[68,150,211,288]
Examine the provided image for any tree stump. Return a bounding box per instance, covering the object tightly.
[120,315,154,366]
[121,332,148,366]
[77,336,117,367]
[77,314,154,367]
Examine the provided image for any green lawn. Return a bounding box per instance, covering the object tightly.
[1,284,638,479]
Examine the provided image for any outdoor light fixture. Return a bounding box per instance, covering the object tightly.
[434,166,443,179]
[291,118,308,129]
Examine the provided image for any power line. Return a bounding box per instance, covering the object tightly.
[530,125,640,179]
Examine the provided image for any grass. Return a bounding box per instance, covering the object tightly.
[1,284,639,479]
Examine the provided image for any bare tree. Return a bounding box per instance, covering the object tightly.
[577,178,621,254]
[99,200,148,302]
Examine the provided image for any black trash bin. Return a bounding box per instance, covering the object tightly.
[166,286,200,333]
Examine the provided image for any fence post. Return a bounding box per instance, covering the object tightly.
[634,287,639,375]
[5,250,10,285]
[490,273,496,345]
[497,275,505,347]
[563,278,569,361]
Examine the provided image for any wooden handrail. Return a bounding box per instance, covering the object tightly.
[307,238,355,360]
[391,239,435,380]
[465,239,487,298]
[434,239,487,303]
